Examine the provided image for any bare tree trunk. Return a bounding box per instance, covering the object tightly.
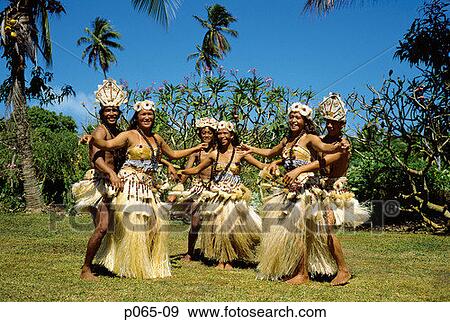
[11,54,44,212]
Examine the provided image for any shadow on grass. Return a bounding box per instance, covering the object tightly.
[91,264,118,278]
[170,248,258,270]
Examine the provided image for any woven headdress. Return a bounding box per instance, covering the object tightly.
[319,92,347,122]
[95,79,128,107]
[195,117,218,130]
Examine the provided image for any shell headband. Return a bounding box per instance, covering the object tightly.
[217,121,235,132]
[133,100,156,112]
[288,102,313,120]
[319,92,347,122]
[195,117,218,130]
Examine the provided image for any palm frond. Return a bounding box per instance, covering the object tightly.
[193,15,210,29]
[220,27,238,38]
[303,0,366,15]
[131,0,181,28]
[38,3,52,66]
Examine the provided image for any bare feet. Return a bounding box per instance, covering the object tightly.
[331,270,351,286]
[224,263,233,271]
[215,262,225,270]
[286,274,309,285]
[80,266,97,281]
[181,254,192,262]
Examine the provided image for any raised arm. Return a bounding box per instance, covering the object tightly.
[181,153,214,176]
[242,154,267,170]
[241,138,286,158]
[91,131,129,151]
[156,134,206,160]
[306,134,341,153]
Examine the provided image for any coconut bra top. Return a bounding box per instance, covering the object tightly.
[123,131,160,173]
[281,135,311,171]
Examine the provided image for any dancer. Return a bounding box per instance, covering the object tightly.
[171,117,217,261]
[283,93,370,285]
[73,79,127,280]
[181,121,265,270]
[243,102,346,283]
[86,100,207,279]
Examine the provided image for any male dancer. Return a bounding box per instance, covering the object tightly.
[75,79,128,280]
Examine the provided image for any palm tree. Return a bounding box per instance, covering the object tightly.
[193,4,238,67]
[77,17,123,79]
[0,0,65,211]
[131,0,181,28]
[187,44,219,76]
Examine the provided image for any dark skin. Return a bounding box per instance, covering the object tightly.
[285,119,352,286]
[178,126,216,262]
[80,106,121,281]
[182,128,266,270]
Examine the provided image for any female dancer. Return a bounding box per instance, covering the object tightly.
[173,117,218,261]
[181,121,266,270]
[86,100,207,279]
[243,102,346,283]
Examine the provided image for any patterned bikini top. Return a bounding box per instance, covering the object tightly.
[123,131,160,173]
[281,135,311,171]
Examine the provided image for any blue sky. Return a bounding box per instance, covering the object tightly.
[0,0,425,129]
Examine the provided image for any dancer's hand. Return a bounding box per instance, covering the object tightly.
[239,144,254,153]
[283,168,301,185]
[196,143,209,151]
[167,195,177,203]
[109,172,123,190]
[339,140,351,153]
[267,161,280,176]
[167,163,179,182]
[236,146,252,161]
[79,134,92,145]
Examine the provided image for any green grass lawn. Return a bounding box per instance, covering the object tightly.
[0,211,448,302]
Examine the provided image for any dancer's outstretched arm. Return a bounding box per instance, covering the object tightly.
[161,159,179,181]
[242,154,267,170]
[155,134,207,160]
[90,131,129,151]
[306,134,348,153]
[241,138,286,158]
[181,153,214,176]
[283,151,348,185]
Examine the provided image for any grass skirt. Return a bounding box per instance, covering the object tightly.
[71,169,117,214]
[257,175,370,280]
[96,166,171,279]
[197,185,262,263]
[257,188,336,280]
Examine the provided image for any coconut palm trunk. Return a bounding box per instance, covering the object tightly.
[11,54,43,211]
[3,2,45,211]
